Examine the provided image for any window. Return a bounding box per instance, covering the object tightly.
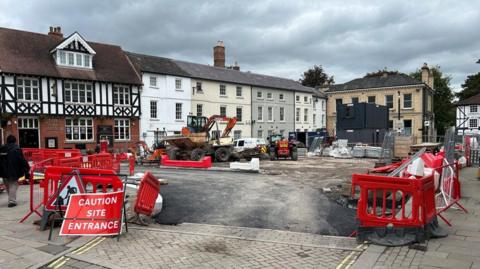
[322,115,325,126]
[58,50,92,68]
[267,92,273,99]
[304,108,308,122]
[196,104,203,116]
[257,130,263,139]
[257,91,263,99]
[351,97,359,104]
[279,93,284,101]
[280,130,285,136]
[304,96,308,103]
[313,114,316,125]
[175,79,182,90]
[16,77,40,101]
[368,96,376,103]
[296,108,301,122]
[236,107,243,122]
[322,100,325,111]
[257,106,263,121]
[68,52,74,65]
[404,93,412,108]
[388,120,394,129]
[234,130,241,140]
[114,119,130,140]
[59,51,66,64]
[220,84,226,96]
[175,103,182,120]
[64,81,93,103]
[236,86,242,97]
[18,117,39,129]
[196,82,203,92]
[65,118,93,141]
[220,106,227,117]
[386,95,393,109]
[267,130,273,137]
[470,105,478,113]
[279,107,285,122]
[404,119,412,136]
[150,101,157,119]
[150,76,157,87]
[76,53,83,66]
[113,85,130,105]
[83,55,91,68]
[296,96,300,102]
[470,119,478,128]
[268,106,273,121]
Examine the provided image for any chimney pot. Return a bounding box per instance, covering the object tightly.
[48,26,64,39]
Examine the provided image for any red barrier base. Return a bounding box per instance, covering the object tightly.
[357,217,447,246]
[161,155,212,168]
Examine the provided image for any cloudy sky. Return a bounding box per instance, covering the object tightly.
[1,0,479,91]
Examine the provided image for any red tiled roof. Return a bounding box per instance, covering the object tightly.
[0,27,141,85]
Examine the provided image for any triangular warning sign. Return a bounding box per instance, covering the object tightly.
[46,174,86,211]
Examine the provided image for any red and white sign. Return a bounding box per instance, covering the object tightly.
[46,174,85,211]
[60,191,124,236]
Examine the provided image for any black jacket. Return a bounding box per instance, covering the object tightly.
[0,143,30,180]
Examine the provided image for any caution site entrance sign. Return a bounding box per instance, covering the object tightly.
[60,191,124,236]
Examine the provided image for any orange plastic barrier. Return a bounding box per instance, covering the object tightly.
[134,171,160,216]
[161,155,212,168]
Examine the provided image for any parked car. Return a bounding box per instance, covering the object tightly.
[234,138,267,152]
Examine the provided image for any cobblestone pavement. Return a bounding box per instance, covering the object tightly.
[352,167,480,269]
[59,223,363,269]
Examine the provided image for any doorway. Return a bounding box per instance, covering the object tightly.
[18,117,40,148]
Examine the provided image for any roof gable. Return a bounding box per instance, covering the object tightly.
[50,32,96,54]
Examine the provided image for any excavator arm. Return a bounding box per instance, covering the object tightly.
[202,115,237,138]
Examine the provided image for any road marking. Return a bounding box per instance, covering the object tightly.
[72,237,102,254]
[47,256,66,268]
[52,257,70,269]
[336,244,366,269]
[76,237,106,254]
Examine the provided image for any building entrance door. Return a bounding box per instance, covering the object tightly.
[18,117,40,148]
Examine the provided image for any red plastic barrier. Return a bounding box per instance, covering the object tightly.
[134,171,160,216]
[56,153,119,173]
[22,148,82,163]
[352,173,436,228]
[20,158,56,223]
[161,155,212,168]
[41,166,123,212]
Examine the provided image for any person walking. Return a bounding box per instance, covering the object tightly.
[0,135,30,207]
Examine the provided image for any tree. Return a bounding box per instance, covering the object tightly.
[456,72,480,100]
[410,66,455,135]
[300,65,334,87]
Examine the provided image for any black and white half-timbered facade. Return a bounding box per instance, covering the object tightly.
[456,93,480,135]
[0,26,142,150]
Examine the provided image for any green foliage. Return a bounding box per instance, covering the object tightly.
[364,68,399,78]
[410,66,455,135]
[456,72,480,100]
[300,65,334,87]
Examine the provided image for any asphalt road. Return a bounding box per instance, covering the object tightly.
[132,165,357,236]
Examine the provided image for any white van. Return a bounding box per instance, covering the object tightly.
[234,138,267,152]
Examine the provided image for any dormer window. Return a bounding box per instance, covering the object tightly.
[51,32,96,69]
[56,50,92,68]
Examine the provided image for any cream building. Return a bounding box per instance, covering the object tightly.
[326,64,435,143]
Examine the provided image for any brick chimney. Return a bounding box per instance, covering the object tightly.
[421,63,434,89]
[213,41,225,68]
[48,26,63,39]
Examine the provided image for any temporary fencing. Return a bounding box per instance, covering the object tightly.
[134,171,160,216]
[352,173,438,245]
[161,155,212,168]
[22,148,82,163]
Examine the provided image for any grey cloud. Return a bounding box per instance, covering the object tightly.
[1,0,479,90]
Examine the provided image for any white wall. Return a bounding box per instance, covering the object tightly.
[457,104,480,135]
[313,97,327,130]
[139,72,191,147]
[294,91,314,131]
